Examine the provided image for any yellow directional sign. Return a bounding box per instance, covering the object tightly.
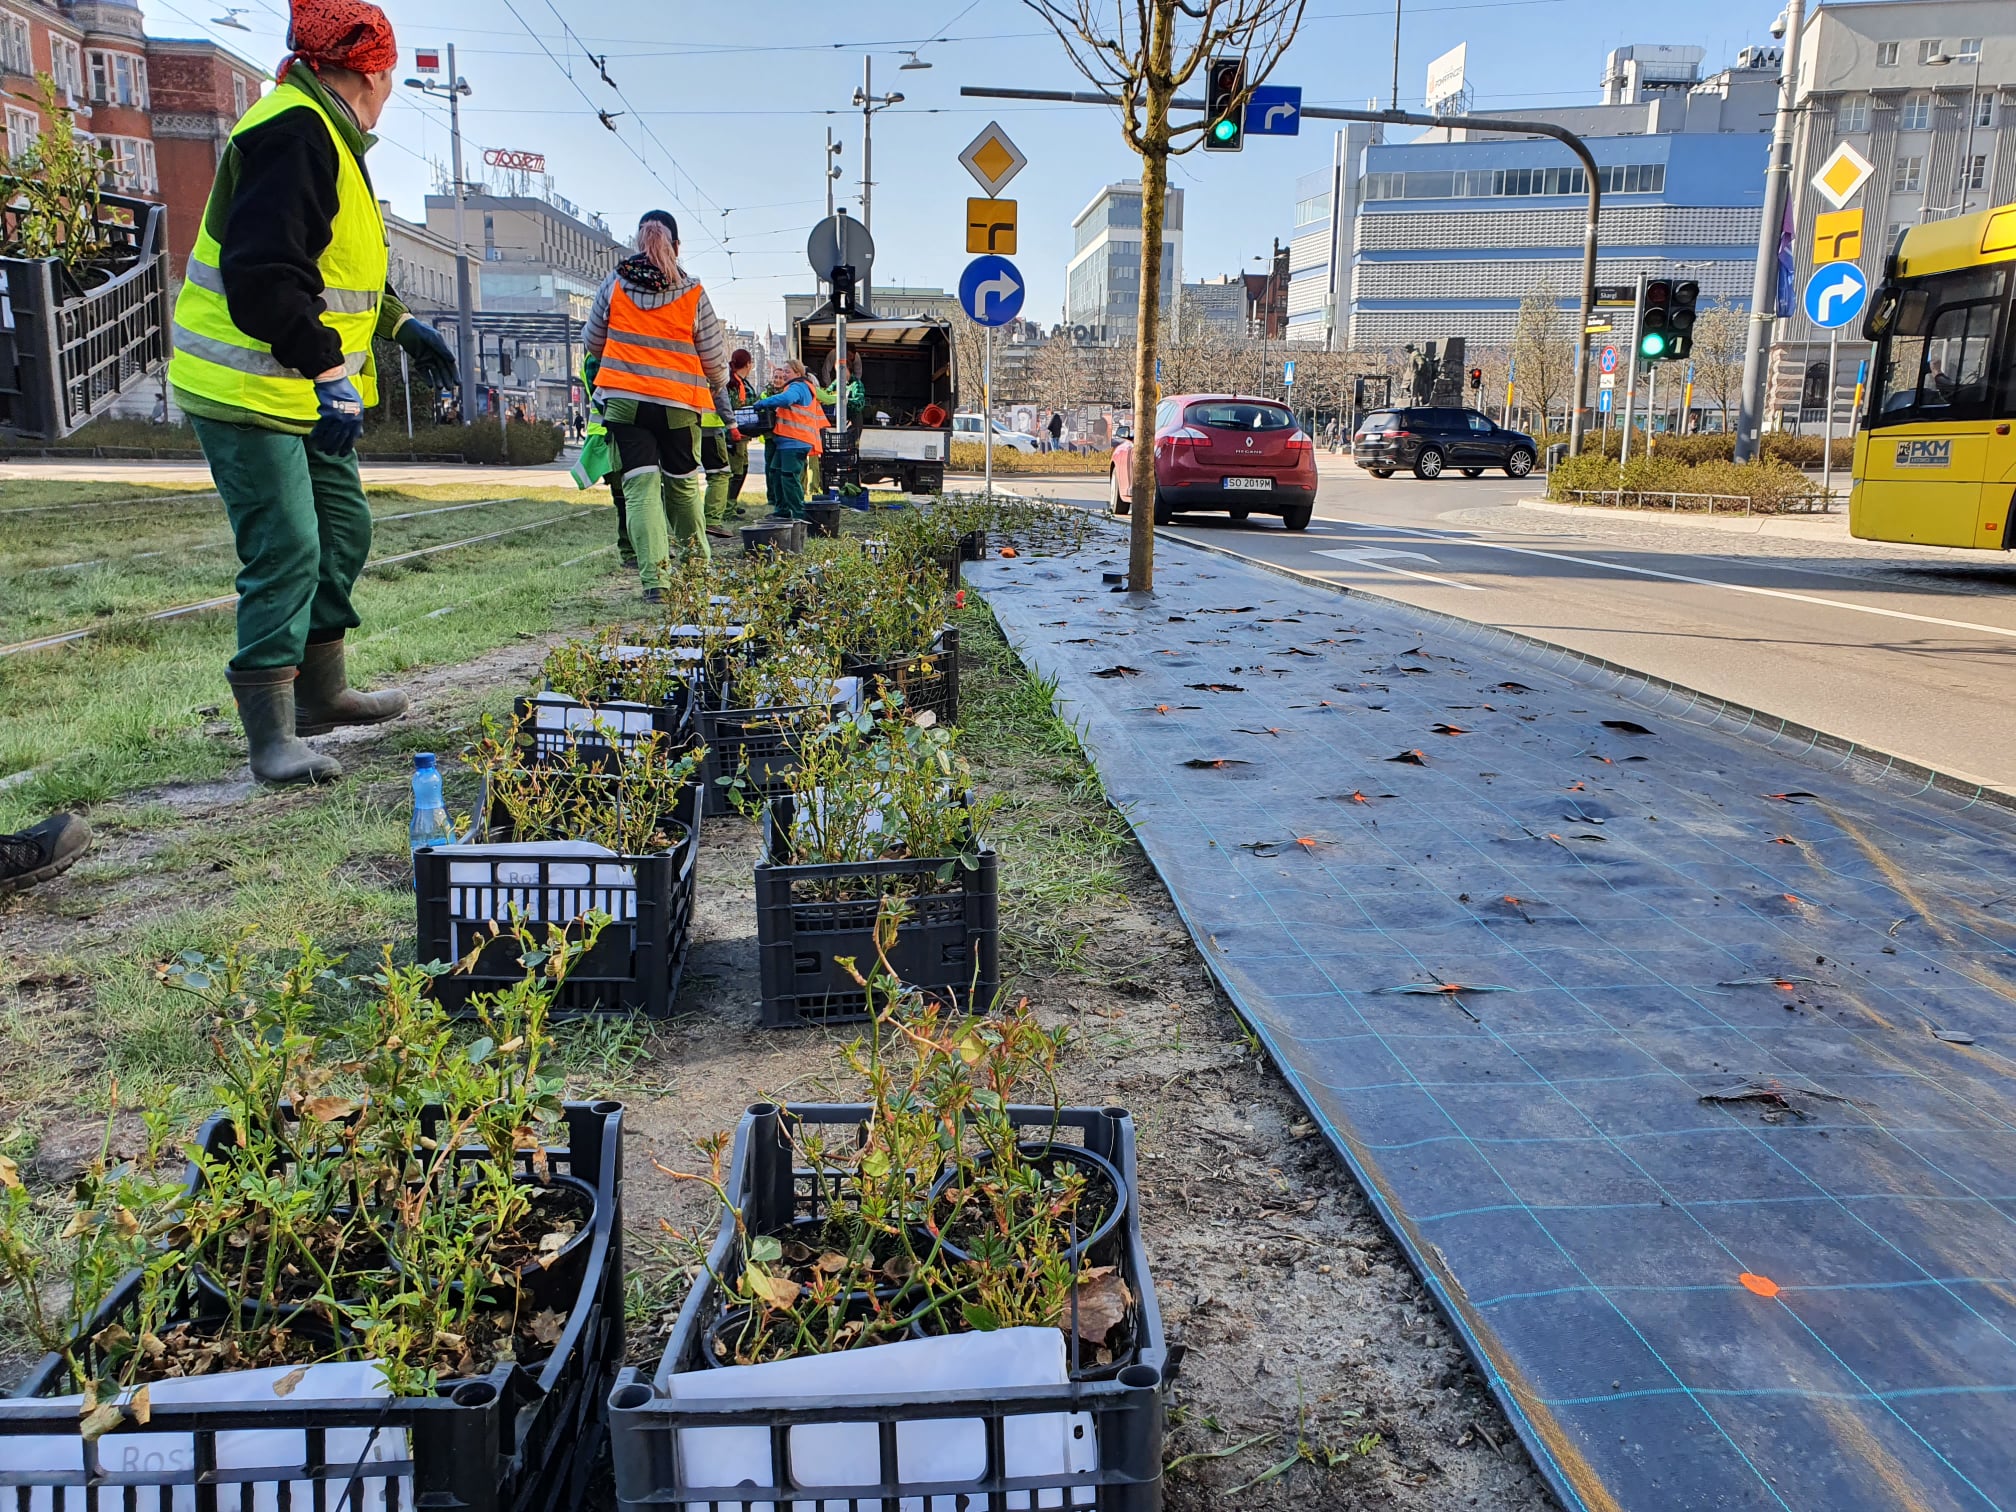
[966,198,1017,254]
[1811,142,1874,210]
[959,122,1027,196]
[1813,207,1864,264]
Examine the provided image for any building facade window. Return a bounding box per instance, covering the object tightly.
[5,105,38,161]
[1838,95,1869,133]
[88,50,148,108]
[232,72,248,118]
[0,14,30,75]
[51,38,82,100]
[102,135,156,193]
[1962,154,1987,191]
[1899,94,1930,131]
[1957,38,1981,62]
[1917,39,1942,66]
[1886,220,1911,254]
[1363,162,1664,201]
[1875,41,1899,67]
[1893,154,1924,192]
[1976,93,1996,128]
[1293,191,1331,226]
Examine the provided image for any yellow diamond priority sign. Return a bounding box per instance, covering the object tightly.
[959,122,1027,197]
[1811,142,1874,210]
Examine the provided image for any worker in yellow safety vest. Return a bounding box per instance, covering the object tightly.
[168,0,458,787]
[584,210,732,599]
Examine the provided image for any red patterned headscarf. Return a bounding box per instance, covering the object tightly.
[278,0,398,83]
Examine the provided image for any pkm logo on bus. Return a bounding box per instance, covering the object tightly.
[1895,439,1952,468]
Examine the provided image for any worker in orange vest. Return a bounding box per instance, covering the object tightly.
[583,210,730,597]
[748,358,826,520]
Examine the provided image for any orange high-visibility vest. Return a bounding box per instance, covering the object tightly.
[771,387,826,453]
[597,283,711,410]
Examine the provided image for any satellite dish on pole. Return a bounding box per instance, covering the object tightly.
[806,213,875,281]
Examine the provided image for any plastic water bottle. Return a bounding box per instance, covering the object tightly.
[409,753,453,879]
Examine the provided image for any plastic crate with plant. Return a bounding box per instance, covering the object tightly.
[608,927,1165,1509]
[0,929,628,1512]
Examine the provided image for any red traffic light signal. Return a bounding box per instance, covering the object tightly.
[1468,367,1483,387]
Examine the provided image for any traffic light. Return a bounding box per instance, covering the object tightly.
[1468,366,1483,392]
[1638,279,1672,362]
[1204,56,1245,152]
[1665,280,1699,362]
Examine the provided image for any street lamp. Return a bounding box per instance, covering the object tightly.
[405,51,477,425]
[1925,46,1987,217]
[852,56,905,310]
[898,50,932,71]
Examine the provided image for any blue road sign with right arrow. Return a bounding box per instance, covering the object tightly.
[959,255,1025,327]
[1244,85,1302,136]
[1802,260,1868,330]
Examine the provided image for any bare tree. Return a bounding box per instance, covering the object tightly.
[1510,286,1576,435]
[1023,0,1308,591]
[1689,299,1746,434]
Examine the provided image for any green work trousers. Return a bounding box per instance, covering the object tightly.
[623,468,709,582]
[727,438,750,502]
[702,427,732,524]
[192,415,370,672]
[765,443,809,519]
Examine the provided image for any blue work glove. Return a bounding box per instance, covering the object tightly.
[394,317,458,390]
[308,375,365,456]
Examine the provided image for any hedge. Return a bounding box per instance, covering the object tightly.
[1542,431,1852,468]
[1546,452,1828,513]
[946,441,1113,475]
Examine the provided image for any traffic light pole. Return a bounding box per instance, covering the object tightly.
[1734,0,1806,461]
[962,86,1604,453]
[1620,272,1645,466]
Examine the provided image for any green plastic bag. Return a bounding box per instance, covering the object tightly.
[571,428,613,491]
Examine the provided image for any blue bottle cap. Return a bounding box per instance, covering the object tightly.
[414,752,437,769]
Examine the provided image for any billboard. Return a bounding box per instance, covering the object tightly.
[1425,43,1467,114]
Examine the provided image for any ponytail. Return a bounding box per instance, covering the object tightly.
[637,219,679,281]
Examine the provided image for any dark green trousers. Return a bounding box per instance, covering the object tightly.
[192,416,371,671]
[765,443,809,519]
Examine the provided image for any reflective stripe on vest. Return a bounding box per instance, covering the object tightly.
[597,284,711,411]
[168,81,387,422]
[772,391,825,453]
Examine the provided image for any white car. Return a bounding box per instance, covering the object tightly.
[952,413,1040,453]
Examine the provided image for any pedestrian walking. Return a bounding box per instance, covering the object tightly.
[1047,410,1063,452]
[584,209,731,598]
[168,0,457,787]
[749,358,823,520]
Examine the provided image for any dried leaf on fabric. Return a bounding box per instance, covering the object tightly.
[1601,720,1654,735]
[1092,665,1142,678]
[1066,1267,1133,1346]
[1386,750,1428,766]
[1181,758,1252,770]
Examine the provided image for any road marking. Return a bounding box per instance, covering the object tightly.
[1333,523,2016,641]
[1313,547,1483,592]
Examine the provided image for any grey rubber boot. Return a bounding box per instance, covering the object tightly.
[295,637,408,735]
[226,667,343,785]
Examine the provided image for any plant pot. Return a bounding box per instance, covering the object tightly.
[389,1173,600,1304]
[805,502,844,539]
[922,1141,1127,1266]
[701,1287,921,1368]
[743,520,804,554]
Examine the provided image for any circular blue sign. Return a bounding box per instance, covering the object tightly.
[959,255,1026,327]
[1599,346,1618,374]
[1803,261,1868,330]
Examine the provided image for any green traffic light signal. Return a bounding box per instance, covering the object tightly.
[1640,332,1667,359]
[1213,118,1238,141]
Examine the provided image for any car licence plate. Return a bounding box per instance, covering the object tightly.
[1223,477,1273,491]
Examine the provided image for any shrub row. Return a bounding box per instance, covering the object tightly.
[1546,451,1829,513]
[947,440,1114,474]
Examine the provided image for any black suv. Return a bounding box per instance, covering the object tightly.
[1353,408,1537,481]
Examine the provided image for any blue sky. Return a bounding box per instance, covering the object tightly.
[142,0,1786,332]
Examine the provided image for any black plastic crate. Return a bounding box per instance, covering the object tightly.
[416,777,700,1017]
[607,1101,1166,1511]
[697,696,850,820]
[843,624,959,725]
[1,1100,626,1512]
[513,690,697,767]
[755,795,998,1028]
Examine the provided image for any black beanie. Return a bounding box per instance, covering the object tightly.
[640,209,679,241]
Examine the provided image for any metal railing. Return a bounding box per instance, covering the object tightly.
[1564,488,1838,517]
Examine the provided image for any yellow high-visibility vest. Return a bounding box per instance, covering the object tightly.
[169,80,387,421]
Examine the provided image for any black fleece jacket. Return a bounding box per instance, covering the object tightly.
[217,108,354,378]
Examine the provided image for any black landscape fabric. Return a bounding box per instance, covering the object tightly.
[970,528,2016,1512]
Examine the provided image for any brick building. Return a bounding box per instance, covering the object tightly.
[146,36,266,276]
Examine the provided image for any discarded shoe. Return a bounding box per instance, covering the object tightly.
[0,813,91,895]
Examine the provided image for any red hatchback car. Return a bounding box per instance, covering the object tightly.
[1111,394,1317,530]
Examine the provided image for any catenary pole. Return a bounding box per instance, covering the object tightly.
[1620,271,1645,466]
[1734,0,1806,461]
[448,45,475,427]
[960,88,1602,455]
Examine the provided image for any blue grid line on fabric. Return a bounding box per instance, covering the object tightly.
[979,545,2016,1510]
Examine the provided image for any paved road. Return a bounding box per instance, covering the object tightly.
[1017,464,2016,797]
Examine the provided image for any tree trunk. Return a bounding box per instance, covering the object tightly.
[1125,18,1175,592]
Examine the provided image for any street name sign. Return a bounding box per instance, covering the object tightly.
[959,123,1026,197]
[959,255,1025,327]
[1245,86,1302,136]
[966,198,1017,255]
[1803,261,1868,329]
[1812,208,1864,264]
[1811,142,1874,210]
[1593,285,1636,309]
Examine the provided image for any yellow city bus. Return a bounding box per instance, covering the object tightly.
[1851,201,2016,548]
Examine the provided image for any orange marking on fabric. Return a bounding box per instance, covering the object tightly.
[1739,1273,1780,1298]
